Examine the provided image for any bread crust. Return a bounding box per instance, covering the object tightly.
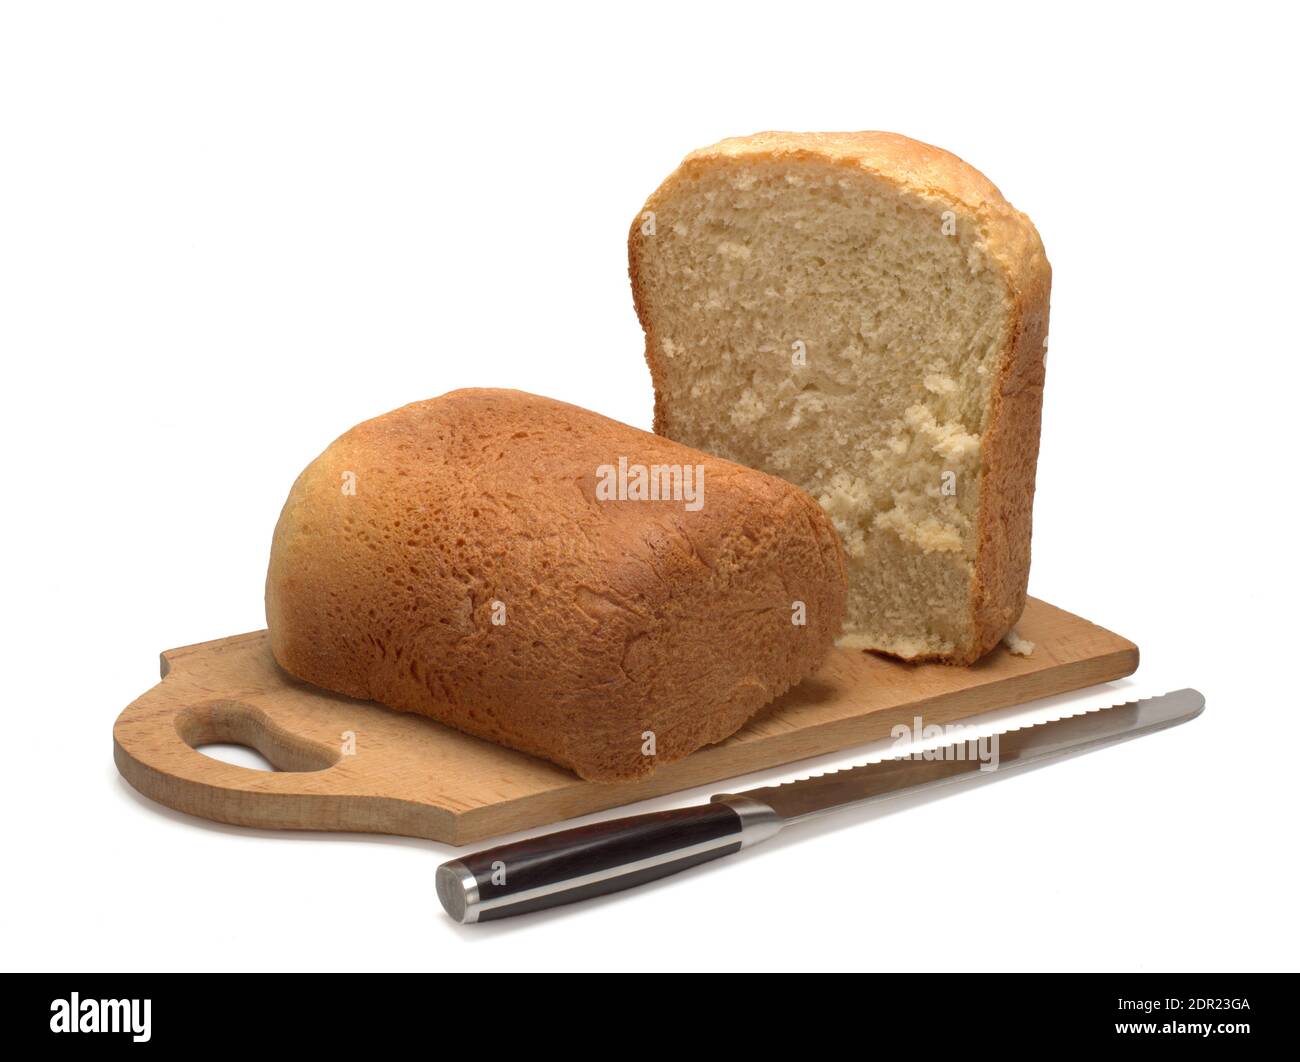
[266,389,847,781]
[629,131,1051,665]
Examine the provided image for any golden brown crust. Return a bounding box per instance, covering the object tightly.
[628,131,1051,665]
[266,389,847,781]
[963,206,1051,665]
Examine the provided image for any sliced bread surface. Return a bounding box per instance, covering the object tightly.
[629,131,1050,664]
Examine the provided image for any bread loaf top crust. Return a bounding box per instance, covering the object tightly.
[266,389,847,780]
[629,131,1051,664]
[675,132,1048,307]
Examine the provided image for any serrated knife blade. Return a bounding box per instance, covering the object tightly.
[728,688,1205,823]
[436,689,1204,922]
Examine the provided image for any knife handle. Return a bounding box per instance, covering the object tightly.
[436,795,781,923]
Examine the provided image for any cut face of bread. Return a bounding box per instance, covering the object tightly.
[630,132,1050,664]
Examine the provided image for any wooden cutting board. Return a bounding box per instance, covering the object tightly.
[113,597,1137,846]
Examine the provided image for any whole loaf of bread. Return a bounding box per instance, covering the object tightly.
[266,389,847,781]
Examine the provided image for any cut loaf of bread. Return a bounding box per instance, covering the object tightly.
[265,389,847,781]
[629,132,1051,664]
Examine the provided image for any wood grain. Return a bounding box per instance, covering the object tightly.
[112,597,1137,845]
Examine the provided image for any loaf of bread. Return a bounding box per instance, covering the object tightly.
[629,131,1050,664]
[266,389,846,781]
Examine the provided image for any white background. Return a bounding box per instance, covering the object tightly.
[2,1,1296,972]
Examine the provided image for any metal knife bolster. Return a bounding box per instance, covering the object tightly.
[436,689,1205,923]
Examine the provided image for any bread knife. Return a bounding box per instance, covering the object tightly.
[436,688,1204,923]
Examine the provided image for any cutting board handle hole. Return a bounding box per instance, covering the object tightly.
[192,742,277,772]
[175,701,340,774]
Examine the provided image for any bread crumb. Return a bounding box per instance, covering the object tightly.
[631,135,1046,663]
[874,508,963,552]
[1003,630,1035,656]
[923,372,958,395]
